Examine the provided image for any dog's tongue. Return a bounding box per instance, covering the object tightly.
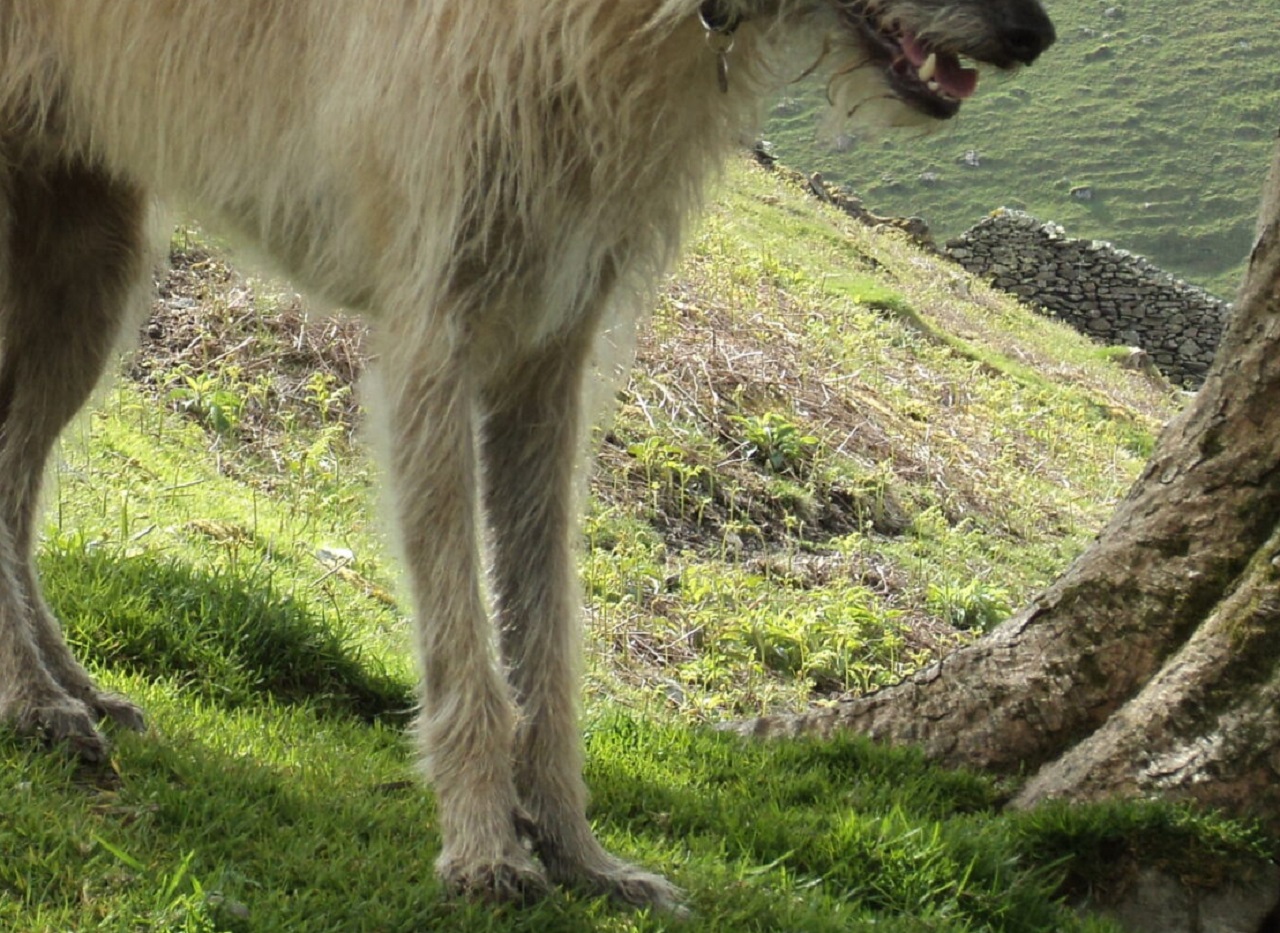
[901,32,979,100]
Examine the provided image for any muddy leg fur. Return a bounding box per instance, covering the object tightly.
[479,320,682,910]
[0,158,150,758]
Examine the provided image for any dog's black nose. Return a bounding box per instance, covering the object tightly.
[1001,3,1056,64]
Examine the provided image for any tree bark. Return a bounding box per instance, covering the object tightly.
[732,135,1280,833]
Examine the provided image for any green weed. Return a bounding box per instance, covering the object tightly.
[732,413,819,475]
[166,367,247,435]
[926,578,1012,633]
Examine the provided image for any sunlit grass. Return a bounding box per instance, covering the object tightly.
[0,160,1241,931]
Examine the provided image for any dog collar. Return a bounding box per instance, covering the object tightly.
[698,0,739,92]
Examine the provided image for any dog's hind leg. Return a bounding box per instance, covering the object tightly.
[479,323,683,911]
[372,319,547,902]
[0,158,151,758]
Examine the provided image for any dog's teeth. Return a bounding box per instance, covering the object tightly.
[927,79,940,92]
[918,52,938,83]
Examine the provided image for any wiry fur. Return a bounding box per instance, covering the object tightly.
[0,0,1052,910]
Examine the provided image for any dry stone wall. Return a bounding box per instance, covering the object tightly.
[945,210,1230,386]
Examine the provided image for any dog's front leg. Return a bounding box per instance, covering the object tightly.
[0,520,107,758]
[479,326,684,912]
[371,320,546,903]
[0,160,150,757]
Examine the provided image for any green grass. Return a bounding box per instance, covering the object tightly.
[764,0,1279,296]
[2,687,1266,930]
[0,161,1265,930]
[585,160,1181,716]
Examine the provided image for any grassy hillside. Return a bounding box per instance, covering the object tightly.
[3,159,1268,931]
[765,0,1280,296]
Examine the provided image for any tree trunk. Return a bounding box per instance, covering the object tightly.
[732,135,1280,834]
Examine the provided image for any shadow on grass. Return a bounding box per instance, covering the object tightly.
[0,714,1055,933]
[39,544,415,725]
[0,724,452,933]
[4,709,1260,932]
[583,716,1072,931]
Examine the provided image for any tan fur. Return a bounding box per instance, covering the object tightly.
[0,0,1052,910]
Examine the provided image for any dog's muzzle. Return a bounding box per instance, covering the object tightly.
[838,0,1056,119]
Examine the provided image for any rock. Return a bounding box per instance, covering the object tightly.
[808,172,831,202]
[316,546,355,567]
[1116,347,1160,378]
[1079,863,1280,933]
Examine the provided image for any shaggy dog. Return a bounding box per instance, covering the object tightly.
[0,0,1053,910]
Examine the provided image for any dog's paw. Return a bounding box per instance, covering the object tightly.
[524,818,686,913]
[565,860,687,915]
[438,854,549,905]
[89,691,146,733]
[9,697,111,763]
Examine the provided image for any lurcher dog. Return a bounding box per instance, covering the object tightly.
[0,0,1053,910]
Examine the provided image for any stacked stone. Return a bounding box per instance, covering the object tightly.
[945,210,1229,386]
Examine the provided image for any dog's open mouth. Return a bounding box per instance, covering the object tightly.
[838,3,993,120]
